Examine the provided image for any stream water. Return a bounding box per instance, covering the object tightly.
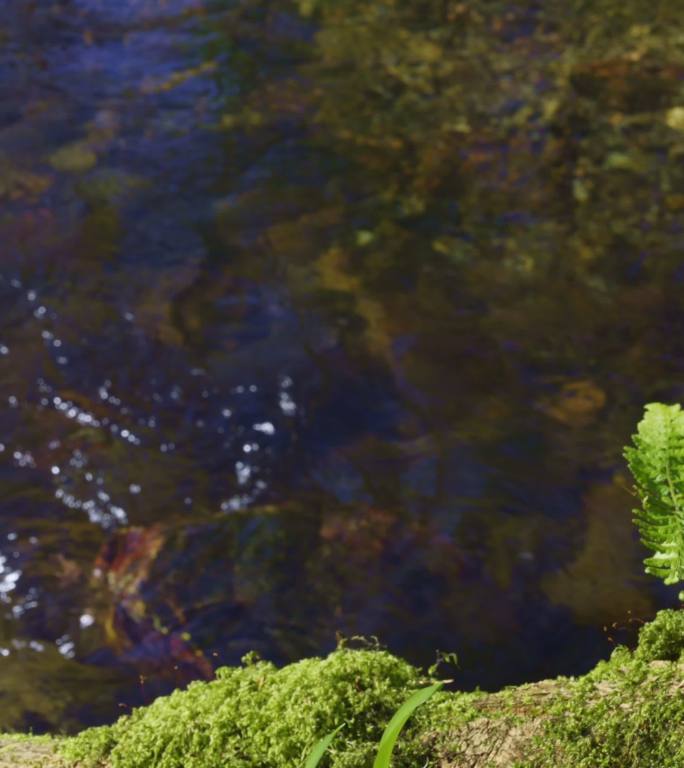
[1,0,683,732]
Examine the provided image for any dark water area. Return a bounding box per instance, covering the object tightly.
[1,0,684,732]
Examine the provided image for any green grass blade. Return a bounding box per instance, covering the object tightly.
[304,724,345,768]
[372,683,442,768]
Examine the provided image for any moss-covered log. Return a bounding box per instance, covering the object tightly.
[5,609,684,768]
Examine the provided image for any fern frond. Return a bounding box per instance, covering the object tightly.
[624,403,684,586]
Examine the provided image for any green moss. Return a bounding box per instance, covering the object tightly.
[60,649,443,768]
[535,659,684,767]
[530,611,684,768]
[56,611,684,768]
[634,608,684,662]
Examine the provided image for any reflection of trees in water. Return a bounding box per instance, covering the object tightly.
[3,0,684,730]
[216,0,684,453]
[205,0,684,677]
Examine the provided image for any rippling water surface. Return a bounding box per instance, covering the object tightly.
[1,0,683,731]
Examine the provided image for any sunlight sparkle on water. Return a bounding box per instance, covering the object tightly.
[0,555,20,601]
[12,450,36,468]
[56,636,75,658]
[253,421,275,435]
[235,461,251,485]
[80,614,95,629]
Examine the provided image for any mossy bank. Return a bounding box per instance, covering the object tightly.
[4,608,684,768]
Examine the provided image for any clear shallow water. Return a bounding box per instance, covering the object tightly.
[0,0,682,731]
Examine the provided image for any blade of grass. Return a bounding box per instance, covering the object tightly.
[304,724,345,768]
[372,683,443,768]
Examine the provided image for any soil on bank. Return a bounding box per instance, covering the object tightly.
[0,736,66,768]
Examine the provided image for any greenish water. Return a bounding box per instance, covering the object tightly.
[0,0,683,732]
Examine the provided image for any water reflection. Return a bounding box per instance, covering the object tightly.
[0,0,682,733]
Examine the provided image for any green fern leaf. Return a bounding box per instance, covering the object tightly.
[624,403,684,586]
